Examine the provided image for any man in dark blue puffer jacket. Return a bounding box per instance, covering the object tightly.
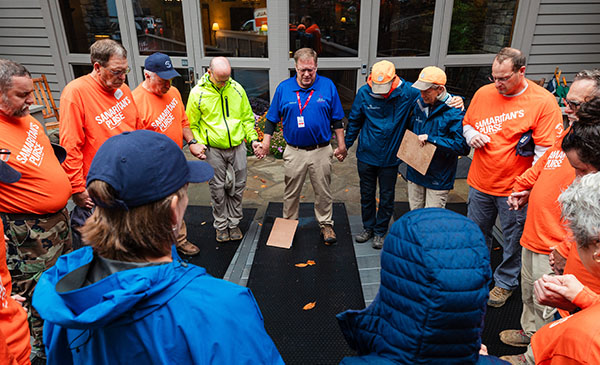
[337,208,509,364]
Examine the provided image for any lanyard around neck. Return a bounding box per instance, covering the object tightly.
[296,90,314,116]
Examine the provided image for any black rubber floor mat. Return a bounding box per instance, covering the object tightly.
[394,201,523,357]
[247,202,364,364]
[182,205,256,278]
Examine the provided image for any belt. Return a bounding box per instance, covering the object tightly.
[0,208,65,221]
[287,141,330,151]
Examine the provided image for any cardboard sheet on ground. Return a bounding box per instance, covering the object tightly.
[266,218,298,249]
[397,130,437,175]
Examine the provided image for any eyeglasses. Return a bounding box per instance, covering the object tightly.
[297,67,316,74]
[563,98,582,110]
[107,67,131,77]
[488,72,515,83]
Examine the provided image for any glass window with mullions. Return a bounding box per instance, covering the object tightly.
[448,0,518,55]
[377,0,435,57]
[289,0,360,58]
[59,0,121,53]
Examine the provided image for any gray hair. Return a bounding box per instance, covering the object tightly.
[559,172,600,248]
[90,39,127,67]
[143,69,156,78]
[293,48,318,65]
[0,59,30,94]
[574,69,600,97]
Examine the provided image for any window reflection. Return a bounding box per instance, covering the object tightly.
[448,0,518,54]
[231,69,269,102]
[59,0,121,53]
[289,1,360,58]
[200,0,267,58]
[445,66,492,107]
[377,0,435,57]
[134,0,187,56]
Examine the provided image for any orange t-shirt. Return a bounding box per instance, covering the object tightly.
[59,74,140,193]
[0,221,31,365]
[463,80,561,196]
[132,85,189,148]
[513,128,575,254]
[532,299,600,364]
[0,114,71,214]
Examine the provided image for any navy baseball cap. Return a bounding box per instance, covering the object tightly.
[0,160,21,184]
[145,52,180,80]
[86,130,213,209]
[51,143,67,163]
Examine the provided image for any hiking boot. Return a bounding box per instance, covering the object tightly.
[216,229,230,242]
[355,229,373,243]
[176,240,200,256]
[372,235,384,249]
[500,329,531,347]
[229,226,243,241]
[320,225,337,245]
[488,286,513,307]
[499,353,528,365]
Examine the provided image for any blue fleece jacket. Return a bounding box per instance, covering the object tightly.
[33,246,283,365]
[345,79,420,167]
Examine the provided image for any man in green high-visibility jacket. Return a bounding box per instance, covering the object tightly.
[186,57,261,243]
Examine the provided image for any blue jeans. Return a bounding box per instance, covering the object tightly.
[467,187,526,290]
[357,160,397,236]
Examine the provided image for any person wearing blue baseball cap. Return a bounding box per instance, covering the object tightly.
[33,130,284,365]
[133,52,204,256]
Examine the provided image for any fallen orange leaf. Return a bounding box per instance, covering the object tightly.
[260,178,266,183]
[261,184,267,188]
[253,175,258,179]
[300,195,305,199]
[303,302,316,310]
[307,260,316,265]
[345,189,349,192]
[295,263,308,267]
[493,246,501,251]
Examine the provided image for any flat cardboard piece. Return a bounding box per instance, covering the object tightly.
[397,130,437,175]
[266,217,298,249]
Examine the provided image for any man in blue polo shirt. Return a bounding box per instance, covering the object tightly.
[258,48,346,244]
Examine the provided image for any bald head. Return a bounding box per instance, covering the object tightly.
[209,57,231,88]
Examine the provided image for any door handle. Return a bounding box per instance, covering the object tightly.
[185,67,195,84]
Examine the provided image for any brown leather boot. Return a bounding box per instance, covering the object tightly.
[320,225,337,245]
[176,240,200,256]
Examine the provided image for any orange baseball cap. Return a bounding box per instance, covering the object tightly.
[412,66,447,90]
[370,60,396,94]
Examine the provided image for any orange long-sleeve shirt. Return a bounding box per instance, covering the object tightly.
[513,128,574,254]
[0,221,30,365]
[532,293,600,364]
[59,74,139,193]
[132,85,189,148]
[0,114,71,214]
[463,80,561,196]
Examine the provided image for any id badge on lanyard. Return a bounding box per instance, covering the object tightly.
[296,90,314,129]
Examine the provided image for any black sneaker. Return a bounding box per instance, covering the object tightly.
[355,229,373,243]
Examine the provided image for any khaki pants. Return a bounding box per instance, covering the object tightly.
[283,144,333,226]
[521,247,555,336]
[407,181,449,210]
[205,143,247,230]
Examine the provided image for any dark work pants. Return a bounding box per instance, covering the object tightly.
[357,160,398,236]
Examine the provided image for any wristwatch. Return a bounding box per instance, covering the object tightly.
[188,138,198,145]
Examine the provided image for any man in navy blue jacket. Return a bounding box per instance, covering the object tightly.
[345,61,463,249]
[407,66,470,210]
